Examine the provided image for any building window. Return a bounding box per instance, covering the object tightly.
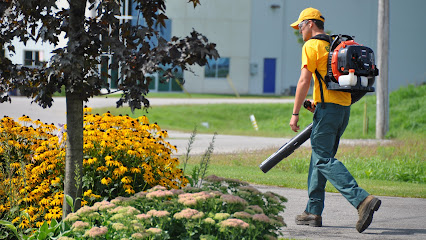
[100,54,120,89]
[205,57,230,78]
[24,50,41,66]
[121,0,132,16]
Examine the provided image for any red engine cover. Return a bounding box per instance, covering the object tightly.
[331,40,361,81]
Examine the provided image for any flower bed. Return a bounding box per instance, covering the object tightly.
[60,176,286,240]
[0,109,186,229]
[0,110,287,239]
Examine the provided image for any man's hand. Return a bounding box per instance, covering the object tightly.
[289,115,300,132]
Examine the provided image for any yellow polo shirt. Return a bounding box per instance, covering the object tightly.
[301,38,351,106]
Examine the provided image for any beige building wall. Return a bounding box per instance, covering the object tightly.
[165,0,251,94]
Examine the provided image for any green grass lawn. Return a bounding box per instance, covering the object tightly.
[181,136,425,198]
[93,85,425,139]
[92,84,426,198]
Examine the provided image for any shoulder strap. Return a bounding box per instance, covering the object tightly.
[310,34,331,43]
[310,34,331,109]
[314,70,326,109]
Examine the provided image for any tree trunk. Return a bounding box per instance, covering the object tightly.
[376,0,390,139]
[62,0,86,218]
[62,92,83,217]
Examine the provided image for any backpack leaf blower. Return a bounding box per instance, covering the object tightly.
[259,34,379,173]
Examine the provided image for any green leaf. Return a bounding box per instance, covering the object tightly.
[37,231,47,240]
[39,221,48,234]
[65,194,74,212]
[0,221,18,238]
[50,218,58,228]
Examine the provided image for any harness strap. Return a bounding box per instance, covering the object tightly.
[315,70,326,109]
[310,34,332,109]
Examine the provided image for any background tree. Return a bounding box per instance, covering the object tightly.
[0,0,218,218]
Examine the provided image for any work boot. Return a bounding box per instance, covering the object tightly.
[356,195,381,233]
[295,211,322,227]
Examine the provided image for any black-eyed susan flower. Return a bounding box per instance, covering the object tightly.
[121,176,133,184]
[101,177,112,185]
[96,166,108,172]
[0,112,189,232]
[130,167,141,174]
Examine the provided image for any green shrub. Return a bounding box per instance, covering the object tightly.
[58,176,286,240]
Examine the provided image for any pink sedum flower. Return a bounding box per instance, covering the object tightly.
[136,213,151,220]
[147,210,170,217]
[219,218,250,229]
[84,226,108,237]
[93,200,116,211]
[252,213,271,223]
[174,208,204,219]
[233,211,252,219]
[71,221,89,231]
[146,227,162,234]
[220,194,248,205]
[146,190,174,199]
[131,233,149,239]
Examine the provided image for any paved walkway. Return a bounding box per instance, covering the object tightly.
[1,96,425,239]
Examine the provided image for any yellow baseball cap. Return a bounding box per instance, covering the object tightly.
[290,7,325,29]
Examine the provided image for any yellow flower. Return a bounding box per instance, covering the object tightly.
[51,177,61,185]
[26,206,37,215]
[18,218,30,229]
[12,217,20,224]
[130,167,141,174]
[106,160,121,167]
[33,119,44,126]
[83,190,93,197]
[119,165,128,173]
[127,149,137,155]
[143,172,155,184]
[87,157,97,165]
[10,162,21,169]
[49,198,62,206]
[83,142,94,149]
[0,204,8,212]
[0,109,186,230]
[101,177,112,185]
[39,198,50,205]
[125,188,135,195]
[138,115,149,124]
[121,176,132,184]
[18,115,32,123]
[83,107,92,113]
[157,130,169,138]
[113,166,127,177]
[96,166,108,172]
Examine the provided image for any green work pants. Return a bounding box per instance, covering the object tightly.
[305,103,369,216]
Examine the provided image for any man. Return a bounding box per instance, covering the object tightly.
[289,7,381,233]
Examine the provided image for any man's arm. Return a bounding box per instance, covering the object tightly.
[289,67,312,132]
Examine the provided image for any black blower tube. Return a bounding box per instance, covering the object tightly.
[259,123,313,173]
